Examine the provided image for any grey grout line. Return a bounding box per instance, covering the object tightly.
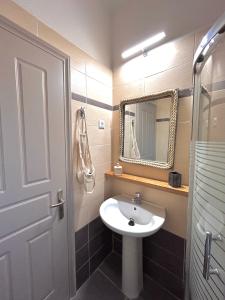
[72,92,113,111]
[72,79,225,113]
[98,266,123,294]
[113,105,120,111]
[76,240,89,254]
[89,227,106,242]
[89,243,105,260]
[97,253,124,296]
[76,267,127,299]
[144,255,183,282]
[71,86,194,112]
[146,239,185,260]
[87,222,91,277]
[96,253,126,296]
[75,244,90,273]
[156,117,170,122]
[98,253,181,300]
[143,273,181,300]
[75,219,114,289]
[76,268,97,293]
[98,251,113,270]
[76,260,89,274]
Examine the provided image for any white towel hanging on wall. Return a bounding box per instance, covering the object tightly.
[130,119,140,159]
[75,107,95,193]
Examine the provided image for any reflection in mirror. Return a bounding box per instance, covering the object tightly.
[124,99,170,162]
[120,90,178,169]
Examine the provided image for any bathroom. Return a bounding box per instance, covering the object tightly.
[0,0,225,299]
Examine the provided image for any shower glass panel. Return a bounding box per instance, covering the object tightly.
[187,15,225,300]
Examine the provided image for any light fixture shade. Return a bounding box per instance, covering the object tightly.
[121,32,166,59]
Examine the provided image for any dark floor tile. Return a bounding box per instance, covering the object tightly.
[112,232,122,240]
[76,254,182,300]
[138,275,180,300]
[143,257,184,299]
[75,225,88,251]
[89,228,112,258]
[89,216,105,239]
[75,270,125,300]
[76,261,90,290]
[143,239,184,279]
[76,243,89,270]
[148,229,185,260]
[90,245,111,274]
[113,237,122,255]
[99,252,122,289]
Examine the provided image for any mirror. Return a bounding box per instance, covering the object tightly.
[120,90,178,169]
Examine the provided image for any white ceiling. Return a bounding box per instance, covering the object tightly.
[13,0,112,67]
[111,0,225,66]
[13,0,225,68]
[102,0,128,14]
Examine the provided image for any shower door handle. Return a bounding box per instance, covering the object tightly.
[203,232,212,280]
[203,231,221,280]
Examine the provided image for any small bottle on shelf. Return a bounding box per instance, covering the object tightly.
[114,162,123,176]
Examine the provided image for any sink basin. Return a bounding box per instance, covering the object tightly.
[99,194,166,299]
[100,194,165,238]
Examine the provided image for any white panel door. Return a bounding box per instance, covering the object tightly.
[0,24,69,300]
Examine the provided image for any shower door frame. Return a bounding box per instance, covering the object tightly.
[185,11,225,300]
[0,16,76,298]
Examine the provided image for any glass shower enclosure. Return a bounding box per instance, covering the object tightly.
[186,12,225,299]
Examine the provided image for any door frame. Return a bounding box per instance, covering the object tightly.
[0,16,76,298]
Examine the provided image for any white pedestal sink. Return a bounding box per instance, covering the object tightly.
[100,195,166,299]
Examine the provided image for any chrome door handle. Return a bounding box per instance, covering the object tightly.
[51,199,65,208]
[50,190,65,219]
[203,231,221,280]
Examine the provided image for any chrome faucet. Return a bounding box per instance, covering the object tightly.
[132,192,142,204]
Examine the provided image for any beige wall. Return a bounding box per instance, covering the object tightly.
[112,33,196,185]
[1,0,211,239]
[1,0,113,232]
[111,32,205,238]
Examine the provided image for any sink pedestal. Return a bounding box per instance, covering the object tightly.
[122,236,143,299]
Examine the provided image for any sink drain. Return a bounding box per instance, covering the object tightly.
[128,218,135,226]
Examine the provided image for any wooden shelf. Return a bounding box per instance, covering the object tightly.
[105,171,189,196]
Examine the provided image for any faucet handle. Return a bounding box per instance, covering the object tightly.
[135,192,142,198]
[134,192,142,202]
[131,192,143,203]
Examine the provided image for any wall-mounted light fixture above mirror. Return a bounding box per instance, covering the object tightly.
[121,32,166,59]
[119,90,178,169]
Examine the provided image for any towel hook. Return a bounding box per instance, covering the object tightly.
[80,107,85,119]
